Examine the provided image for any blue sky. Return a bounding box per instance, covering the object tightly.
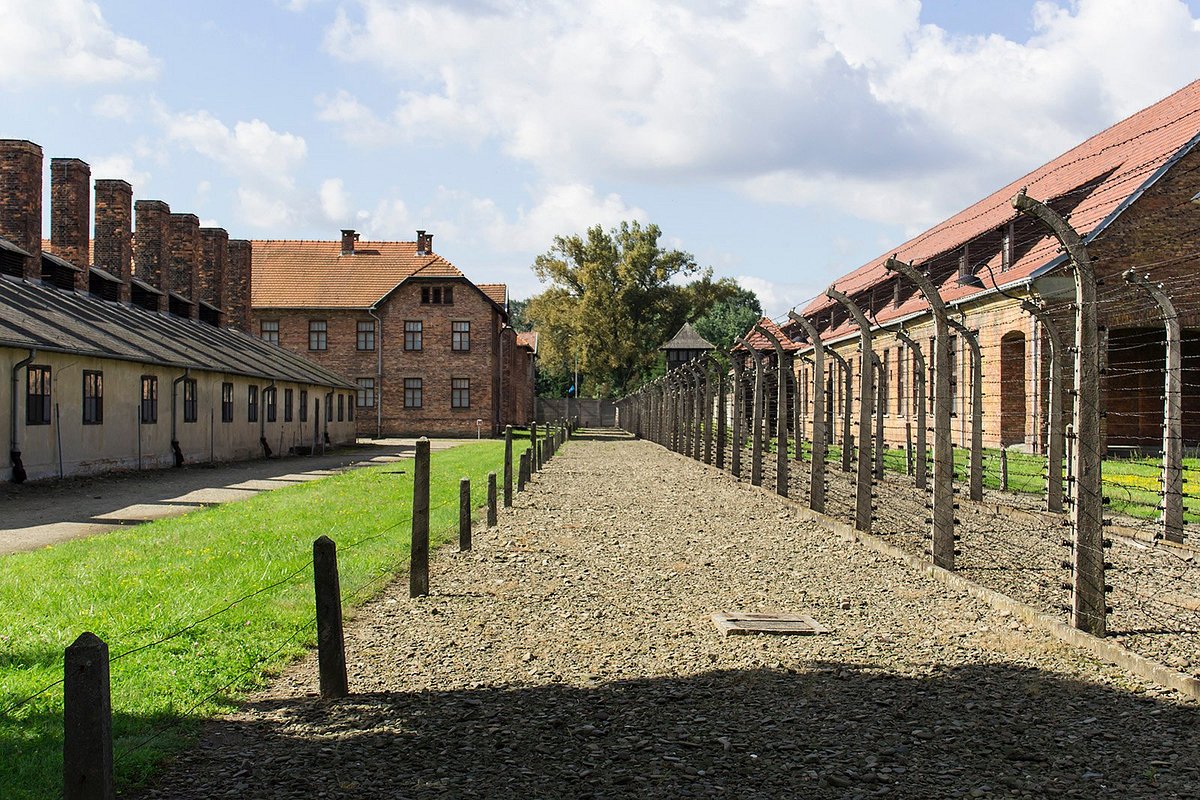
[4,0,1199,318]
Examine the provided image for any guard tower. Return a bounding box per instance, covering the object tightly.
[661,322,715,371]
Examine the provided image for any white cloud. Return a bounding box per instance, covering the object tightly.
[236,187,294,229]
[735,275,819,322]
[319,178,352,222]
[92,93,135,120]
[0,0,158,88]
[160,110,307,187]
[320,0,1200,226]
[90,154,150,191]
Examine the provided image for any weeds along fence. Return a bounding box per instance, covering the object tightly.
[617,188,1200,686]
[5,422,572,800]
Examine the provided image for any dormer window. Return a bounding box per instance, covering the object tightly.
[957,243,972,278]
[420,285,454,305]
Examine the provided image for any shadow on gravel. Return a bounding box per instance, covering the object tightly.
[135,662,1199,799]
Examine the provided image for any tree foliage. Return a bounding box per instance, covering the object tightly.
[523,221,758,397]
[692,285,763,351]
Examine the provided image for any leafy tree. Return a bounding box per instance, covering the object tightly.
[524,221,748,397]
[693,284,763,350]
[507,297,533,332]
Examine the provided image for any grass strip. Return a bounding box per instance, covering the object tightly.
[0,434,527,799]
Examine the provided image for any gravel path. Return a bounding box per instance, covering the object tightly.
[135,432,1199,799]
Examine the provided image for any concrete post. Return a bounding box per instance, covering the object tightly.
[715,358,728,470]
[885,257,954,570]
[503,425,514,508]
[790,312,828,512]
[947,317,984,502]
[1124,270,1184,543]
[872,351,885,480]
[826,286,875,532]
[459,477,472,551]
[703,358,715,465]
[755,325,791,497]
[313,536,348,699]
[410,437,430,597]
[63,633,114,800]
[896,329,928,490]
[1014,189,1105,637]
[741,340,766,486]
[487,471,498,527]
[730,356,744,478]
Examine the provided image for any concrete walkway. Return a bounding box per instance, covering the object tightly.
[0,438,475,555]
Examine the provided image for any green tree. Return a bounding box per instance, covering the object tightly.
[526,221,738,397]
[693,284,763,350]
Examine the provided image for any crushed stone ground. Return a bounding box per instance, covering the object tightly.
[133,431,1200,799]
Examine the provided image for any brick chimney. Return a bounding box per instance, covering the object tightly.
[0,139,43,282]
[168,213,201,319]
[227,239,252,331]
[425,232,433,253]
[94,179,133,303]
[199,227,229,323]
[340,228,358,256]
[134,199,171,312]
[49,157,91,292]
[416,229,427,255]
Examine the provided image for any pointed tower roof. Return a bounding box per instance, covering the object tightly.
[660,321,715,352]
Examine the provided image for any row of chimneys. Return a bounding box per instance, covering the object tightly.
[0,139,252,331]
[339,228,435,256]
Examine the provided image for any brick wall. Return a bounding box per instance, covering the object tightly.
[227,240,252,331]
[49,157,90,291]
[168,213,201,318]
[199,227,229,319]
[94,179,133,303]
[134,200,170,311]
[0,139,42,281]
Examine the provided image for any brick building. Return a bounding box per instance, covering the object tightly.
[0,140,356,483]
[768,79,1200,455]
[251,231,536,437]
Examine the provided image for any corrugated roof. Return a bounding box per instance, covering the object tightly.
[516,330,538,353]
[0,275,354,388]
[801,79,1200,329]
[251,239,465,309]
[661,321,715,351]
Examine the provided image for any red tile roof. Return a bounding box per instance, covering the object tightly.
[251,239,465,308]
[478,283,507,306]
[516,331,539,353]
[739,316,802,352]
[800,79,1200,337]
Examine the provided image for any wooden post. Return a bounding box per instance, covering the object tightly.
[896,329,928,490]
[1000,449,1009,492]
[531,422,539,473]
[1014,190,1105,636]
[63,632,114,800]
[905,421,914,475]
[517,450,527,492]
[947,318,984,502]
[755,325,791,497]
[826,286,875,532]
[789,312,828,513]
[313,536,348,698]
[885,258,954,569]
[410,438,431,597]
[487,471,498,527]
[459,477,472,551]
[1124,270,1184,543]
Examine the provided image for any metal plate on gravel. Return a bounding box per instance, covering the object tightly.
[711,612,828,636]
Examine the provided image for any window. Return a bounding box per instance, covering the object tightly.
[337,393,345,421]
[26,366,51,425]
[404,320,423,351]
[356,377,376,408]
[299,389,308,422]
[260,320,279,345]
[404,378,422,408]
[284,388,294,422]
[183,379,198,423]
[451,377,470,409]
[77,370,102,425]
[266,387,277,423]
[348,395,354,422]
[452,321,470,352]
[141,375,158,424]
[880,349,890,416]
[326,396,333,422]
[221,382,234,423]
[357,320,376,351]
[248,385,259,423]
[420,285,454,305]
[309,320,327,351]
[896,347,906,417]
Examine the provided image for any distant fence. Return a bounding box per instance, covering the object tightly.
[537,398,617,427]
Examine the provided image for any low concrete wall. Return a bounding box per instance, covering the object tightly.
[537,397,616,426]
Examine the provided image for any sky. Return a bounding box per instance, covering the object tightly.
[3,0,1200,320]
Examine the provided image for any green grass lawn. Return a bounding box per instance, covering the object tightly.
[0,433,531,800]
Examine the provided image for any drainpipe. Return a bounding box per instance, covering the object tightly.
[368,306,383,439]
[171,368,189,467]
[9,349,35,483]
[260,379,275,457]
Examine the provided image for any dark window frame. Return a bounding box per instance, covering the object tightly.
[356,377,376,408]
[404,320,423,351]
[266,387,277,423]
[284,388,294,422]
[260,319,280,345]
[248,384,259,423]
[183,378,198,423]
[404,378,423,409]
[356,320,376,351]
[451,377,470,409]
[26,365,51,426]
[82,370,103,425]
[451,320,470,352]
[140,375,158,424]
[300,389,309,422]
[337,393,345,422]
[221,382,234,423]
[308,319,328,351]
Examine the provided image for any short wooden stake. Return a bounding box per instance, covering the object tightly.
[487,471,497,527]
[410,437,430,597]
[64,632,114,800]
[459,477,472,551]
[1000,448,1009,492]
[313,536,348,698]
[531,422,539,472]
[503,425,513,508]
[517,450,528,492]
